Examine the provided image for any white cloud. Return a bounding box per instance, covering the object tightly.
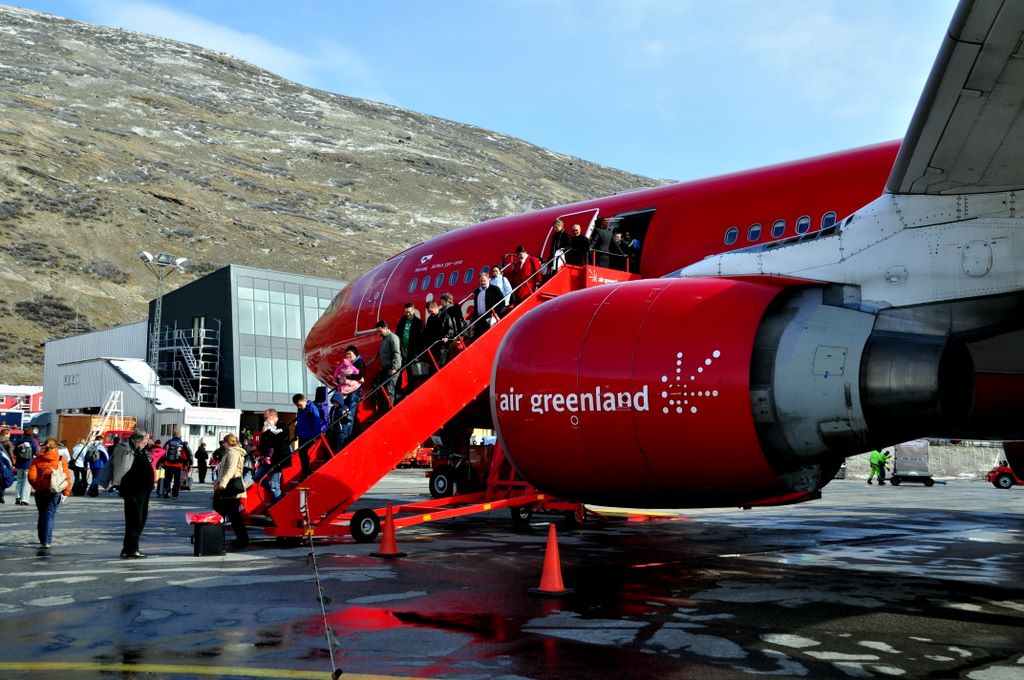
[84,1,391,102]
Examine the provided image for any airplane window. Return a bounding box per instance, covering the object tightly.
[821,211,837,229]
[420,275,431,292]
[771,219,785,238]
[408,278,417,294]
[449,270,459,287]
[747,223,762,242]
[463,268,475,284]
[724,227,739,245]
[434,273,445,289]
[796,215,811,234]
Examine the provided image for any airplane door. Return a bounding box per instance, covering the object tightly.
[540,208,599,260]
[355,256,404,334]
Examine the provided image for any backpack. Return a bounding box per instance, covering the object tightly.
[16,440,33,461]
[164,441,182,463]
[0,458,14,490]
[49,462,69,493]
[84,443,101,464]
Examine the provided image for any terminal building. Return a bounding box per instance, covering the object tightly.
[43,264,345,444]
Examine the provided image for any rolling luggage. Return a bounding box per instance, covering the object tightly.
[187,511,225,556]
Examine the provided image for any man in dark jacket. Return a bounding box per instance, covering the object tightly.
[422,300,444,367]
[439,293,466,366]
[111,430,154,559]
[589,217,613,268]
[395,303,423,363]
[292,393,324,477]
[566,224,591,266]
[470,271,505,340]
[258,409,290,501]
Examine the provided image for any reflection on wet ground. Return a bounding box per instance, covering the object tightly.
[0,474,1021,678]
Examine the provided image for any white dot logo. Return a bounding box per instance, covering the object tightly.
[659,349,722,416]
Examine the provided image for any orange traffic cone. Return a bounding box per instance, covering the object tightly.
[370,503,406,559]
[529,523,574,596]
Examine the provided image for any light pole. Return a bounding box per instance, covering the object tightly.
[139,251,188,408]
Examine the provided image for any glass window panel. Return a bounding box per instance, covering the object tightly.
[448,270,459,287]
[747,223,762,241]
[286,305,301,339]
[238,286,253,300]
[289,359,304,394]
[256,357,272,392]
[270,303,286,337]
[238,299,255,335]
[269,290,285,304]
[724,227,738,245]
[434,273,444,288]
[304,312,316,338]
[240,356,256,391]
[796,216,811,234]
[272,358,288,393]
[463,268,474,284]
[285,292,300,306]
[420,275,430,291]
[771,219,786,238]
[253,288,269,302]
[254,300,270,335]
[408,278,418,293]
[822,211,837,228]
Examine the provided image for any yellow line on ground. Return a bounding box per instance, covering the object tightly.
[0,661,412,679]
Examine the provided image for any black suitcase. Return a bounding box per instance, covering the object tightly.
[191,522,225,556]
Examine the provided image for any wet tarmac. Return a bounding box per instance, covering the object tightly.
[0,472,1021,679]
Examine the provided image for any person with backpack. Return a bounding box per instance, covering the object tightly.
[0,428,15,504]
[160,431,190,498]
[13,425,40,505]
[27,438,71,549]
[70,438,89,496]
[85,437,109,497]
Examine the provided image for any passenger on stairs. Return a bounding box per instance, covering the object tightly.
[329,345,364,450]
[566,224,591,266]
[548,219,571,275]
[508,245,542,302]
[258,409,290,501]
[438,293,467,366]
[292,393,323,477]
[470,271,505,342]
[375,320,402,410]
[589,217,613,268]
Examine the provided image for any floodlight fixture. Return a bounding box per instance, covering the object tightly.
[155,252,175,266]
[138,251,154,263]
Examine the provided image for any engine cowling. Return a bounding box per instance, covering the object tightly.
[491,277,973,507]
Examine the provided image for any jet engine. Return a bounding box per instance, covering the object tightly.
[491,277,973,507]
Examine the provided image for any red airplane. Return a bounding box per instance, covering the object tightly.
[305,0,1024,509]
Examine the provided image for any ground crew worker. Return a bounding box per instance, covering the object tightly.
[867,449,889,485]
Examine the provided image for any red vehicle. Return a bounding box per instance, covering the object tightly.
[989,442,1024,489]
[294,1,1024,522]
[987,464,1023,490]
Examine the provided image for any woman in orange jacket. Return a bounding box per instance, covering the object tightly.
[27,437,72,549]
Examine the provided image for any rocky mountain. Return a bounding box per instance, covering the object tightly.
[0,5,657,383]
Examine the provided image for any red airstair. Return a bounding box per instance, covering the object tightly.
[244,263,637,539]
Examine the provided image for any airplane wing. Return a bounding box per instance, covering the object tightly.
[887,0,1024,195]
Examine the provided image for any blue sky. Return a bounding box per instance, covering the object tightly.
[13,0,959,181]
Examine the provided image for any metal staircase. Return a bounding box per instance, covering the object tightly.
[85,391,125,443]
[156,321,221,407]
[246,264,637,537]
